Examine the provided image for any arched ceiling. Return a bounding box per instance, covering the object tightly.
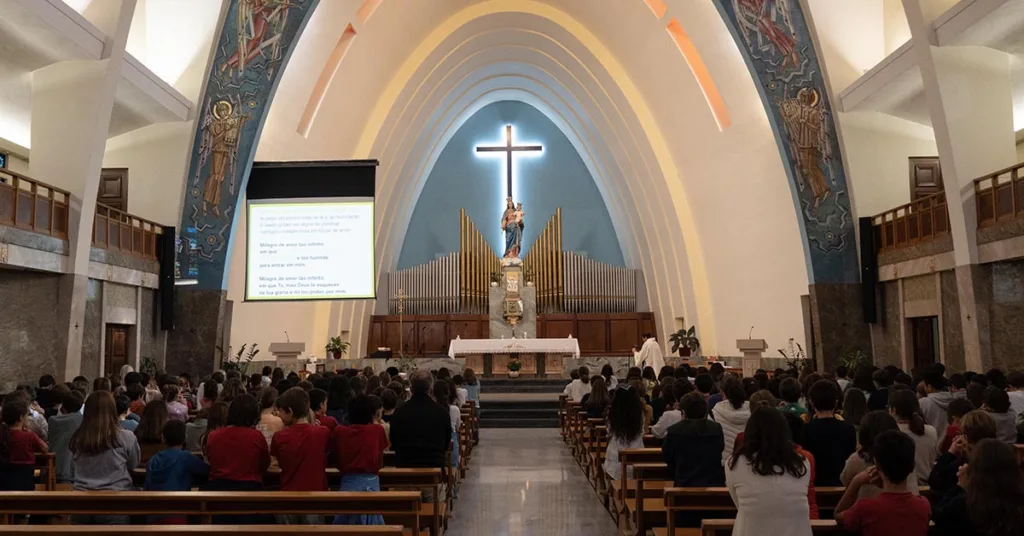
[241,0,810,356]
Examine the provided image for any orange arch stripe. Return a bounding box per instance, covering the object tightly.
[666,17,731,131]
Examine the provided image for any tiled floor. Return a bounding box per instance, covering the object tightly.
[446,428,618,536]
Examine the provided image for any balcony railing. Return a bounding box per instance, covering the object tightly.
[0,169,71,239]
[974,162,1024,227]
[92,204,162,260]
[872,191,950,253]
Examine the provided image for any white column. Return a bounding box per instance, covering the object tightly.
[902,0,1016,371]
[28,0,137,380]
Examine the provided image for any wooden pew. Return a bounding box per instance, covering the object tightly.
[700,520,855,535]
[559,395,569,440]
[0,491,421,529]
[1015,444,1023,464]
[32,454,56,492]
[611,449,663,526]
[629,463,671,536]
[131,467,446,536]
[0,528,404,535]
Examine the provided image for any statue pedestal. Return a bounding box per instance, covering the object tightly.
[489,264,536,339]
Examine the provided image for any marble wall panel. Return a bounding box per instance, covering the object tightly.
[0,270,60,392]
[989,261,1024,371]
[80,279,103,381]
[940,271,965,372]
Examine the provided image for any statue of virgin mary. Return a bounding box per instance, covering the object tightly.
[501,197,523,259]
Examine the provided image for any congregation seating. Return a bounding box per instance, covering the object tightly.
[0,528,405,536]
[0,491,421,527]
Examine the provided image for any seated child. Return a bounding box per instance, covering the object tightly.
[778,377,807,417]
[940,397,975,452]
[380,389,399,424]
[116,394,138,432]
[836,430,931,536]
[0,398,49,491]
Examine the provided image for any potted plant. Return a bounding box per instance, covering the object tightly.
[223,343,258,375]
[490,271,501,287]
[508,356,522,378]
[668,321,700,357]
[839,349,868,375]
[779,338,811,376]
[325,337,349,360]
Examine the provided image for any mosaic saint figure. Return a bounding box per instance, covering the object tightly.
[733,0,800,69]
[196,99,250,216]
[779,87,832,211]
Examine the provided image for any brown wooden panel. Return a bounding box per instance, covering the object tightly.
[909,157,942,200]
[576,318,607,354]
[608,319,640,353]
[417,320,448,355]
[98,168,129,211]
[383,321,417,356]
[543,320,575,339]
[450,318,482,340]
[365,320,384,356]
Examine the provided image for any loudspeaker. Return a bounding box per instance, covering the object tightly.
[158,225,176,331]
[859,217,878,324]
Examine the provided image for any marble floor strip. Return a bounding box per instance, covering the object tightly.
[446,428,618,536]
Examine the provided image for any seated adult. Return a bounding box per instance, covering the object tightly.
[389,370,451,470]
[928,409,997,497]
[930,438,1024,536]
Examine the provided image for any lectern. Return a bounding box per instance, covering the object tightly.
[269,342,305,367]
[736,339,768,378]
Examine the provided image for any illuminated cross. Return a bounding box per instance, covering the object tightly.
[475,125,543,197]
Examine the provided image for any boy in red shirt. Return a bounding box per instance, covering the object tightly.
[940,397,974,452]
[271,387,332,524]
[0,399,49,491]
[332,394,390,526]
[836,430,930,536]
[309,388,337,431]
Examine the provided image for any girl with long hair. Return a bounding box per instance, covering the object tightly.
[888,388,937,486]
[932,438,1024,536]
[256,387,284,447]
[602,386,646,481]
[70,391,141,524]
[134,399,169,464]
[163,384,188,422]
[199,401,229,457]
[326,375,355,424]
[0,399,47,491]
[840,388,868,434]
[712,376,751,465]
[583,376,610,418]
[600,364,618,390]
[726,407,811,536]
[218,378,246,404]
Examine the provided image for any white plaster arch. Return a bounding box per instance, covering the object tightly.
[321,15,704,357]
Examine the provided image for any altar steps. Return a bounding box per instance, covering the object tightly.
[477,378,565,428]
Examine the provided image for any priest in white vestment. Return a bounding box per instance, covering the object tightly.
[634,333,666,372]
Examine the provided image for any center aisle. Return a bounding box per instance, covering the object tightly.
[446,428,618,536]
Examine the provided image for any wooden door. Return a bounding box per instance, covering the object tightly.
[98,168,129,211]
[910,317,938,372]
[909,157,943,200]
[104,325,130,375]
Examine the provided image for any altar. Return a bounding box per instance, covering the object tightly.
[448,337,579,378]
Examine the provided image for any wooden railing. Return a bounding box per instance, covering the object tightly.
[871,191,949,253]
[0,169,70,239]
[92,203,162,260]
[974,161,1024,227]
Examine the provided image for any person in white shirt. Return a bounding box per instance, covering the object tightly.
[726,408,812,536]
[836,365,851,392]
[634,333,666,372]
[563,366,592,403]
[651,381,687,439]
[453,374,469,408]
[712,377,751,465]
[1007,371,1024,424]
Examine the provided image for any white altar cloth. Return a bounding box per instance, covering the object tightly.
[447,338,581,358]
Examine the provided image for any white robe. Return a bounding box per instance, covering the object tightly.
[635,338,666,372]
